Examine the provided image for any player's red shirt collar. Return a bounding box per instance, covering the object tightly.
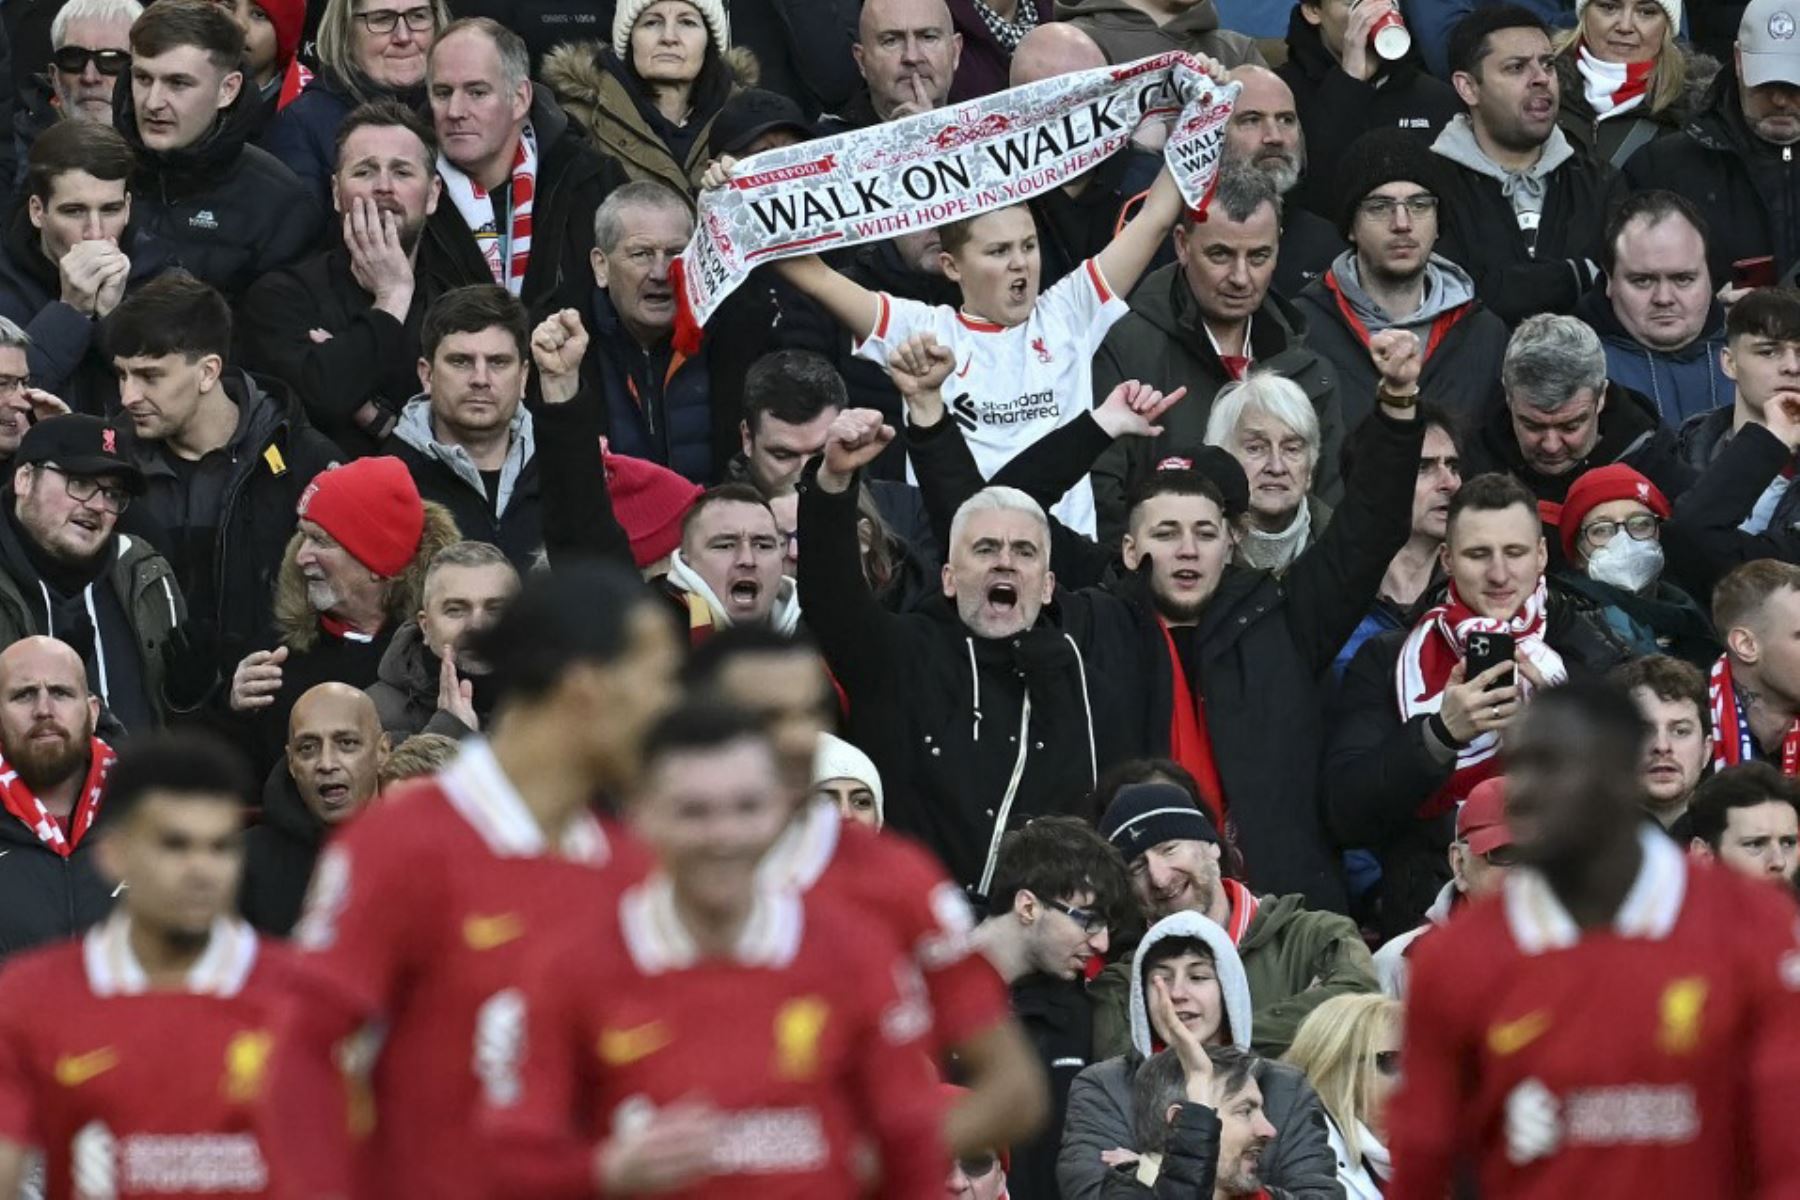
[1502,827,1686,956]
[439,736,611,863]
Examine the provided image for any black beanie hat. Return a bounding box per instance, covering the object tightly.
[1334,128,1446,240]
[1098,782,1220,861]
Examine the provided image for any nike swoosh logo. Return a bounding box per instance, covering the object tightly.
[1488,1010,1551,1057]
[599,1022,671,1066]
[55,1047,118,1087]
[462,912,525,952]
[956,357,973,379]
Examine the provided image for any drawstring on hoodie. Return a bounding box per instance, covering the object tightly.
[970,633,1101,896]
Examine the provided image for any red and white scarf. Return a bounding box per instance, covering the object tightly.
[0,736,113,857]
[1220,878,1261,945]
[439,122,537,297]
[1577,43,1655,121]
[1395,578,1567,816]
[1710,654,1800,775]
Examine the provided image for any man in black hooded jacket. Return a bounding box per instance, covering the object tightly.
[112,0,320,300]
[1277,0,1458,223]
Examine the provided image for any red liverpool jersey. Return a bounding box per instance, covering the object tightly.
[483,875,946,1198]
[0,915,305,1199]
[1387,829,1800,1199]
[761,798,1010,1050]
[289,738,646,1200]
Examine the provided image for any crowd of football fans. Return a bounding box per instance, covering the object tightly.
[0,0,1794,1191]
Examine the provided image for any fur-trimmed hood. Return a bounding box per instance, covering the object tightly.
[271,500,461,651]
[540,41,757,196]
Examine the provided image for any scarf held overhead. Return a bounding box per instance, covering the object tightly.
[0,736,114,857]
[439,121,538,297]
[671,52,1241,352]
[1395,577,1567,817]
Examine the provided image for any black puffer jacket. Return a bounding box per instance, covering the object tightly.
[414,91,628,320]
[0,769,115,961]
[903,405,1426,912]
[1463,381,1695,512]
[1325,590,1633,937]
[112,70,322,299]
[239,761,327,936]
[1091,264,1344,544]
[1623,59,1800,282]
[113,371,340,679]
[1277,7,1460,223]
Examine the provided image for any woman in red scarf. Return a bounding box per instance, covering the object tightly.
[1553,0,1717,167]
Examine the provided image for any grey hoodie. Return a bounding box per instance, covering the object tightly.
[1431,113,1575,228]
[1059,913,1339,1200]
[1326,252,1479,339]
[393,395,535,517]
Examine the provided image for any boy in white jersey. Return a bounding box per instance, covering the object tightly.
[705,142,1197,537]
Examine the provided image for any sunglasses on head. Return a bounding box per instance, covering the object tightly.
[52,46,130,75]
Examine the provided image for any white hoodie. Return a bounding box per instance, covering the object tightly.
[664,549,801,634]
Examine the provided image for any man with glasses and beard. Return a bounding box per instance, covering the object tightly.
[0,635,116,963]
[0,415,180,733]
[241,101,444,456]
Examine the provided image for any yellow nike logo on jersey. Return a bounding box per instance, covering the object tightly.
[463,912,525,951]
[1487,1010,1551,1056]
[55,1047,119,1087]
[600,1022,671,1066]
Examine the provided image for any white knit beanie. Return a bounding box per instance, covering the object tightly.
[612,0,730,61]
[1577,0,1682,34]
[811,734,884,828]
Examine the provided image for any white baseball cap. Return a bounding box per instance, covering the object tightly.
[1741,0,1800,88]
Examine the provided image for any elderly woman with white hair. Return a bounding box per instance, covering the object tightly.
[1205,372,1331,574]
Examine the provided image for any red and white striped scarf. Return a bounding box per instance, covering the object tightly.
[1577,43,1655,121]
[0,737,113,857]
[1220,878,1261,944]
[1395,577,1567,817]
[1709,654,1800,775]
[439,122,537,297]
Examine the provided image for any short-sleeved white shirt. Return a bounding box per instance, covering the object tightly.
[854,258,1128,537]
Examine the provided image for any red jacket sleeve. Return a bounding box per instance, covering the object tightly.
[846,945,949,1199]
[1385,923,1475,1200]
[1736,884,1800,1197]
[0,965,41,1149]
[478,934,597,1199]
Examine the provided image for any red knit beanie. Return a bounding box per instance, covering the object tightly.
[296,457,425,578]
[1558,463,1671,563]
[253,0,306,73]
[605,445,703,569]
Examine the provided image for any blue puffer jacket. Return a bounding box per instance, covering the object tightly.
[260,71,355,212]
[581,288,716,484]
[1576,288,1733,428]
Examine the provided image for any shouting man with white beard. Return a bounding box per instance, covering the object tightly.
[0,636,116,963]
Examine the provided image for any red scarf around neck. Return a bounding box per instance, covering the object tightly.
[0,737,113,857]
[1159,620,1226,829]
[1220,878,1261,944]
[1710,654,1800,775]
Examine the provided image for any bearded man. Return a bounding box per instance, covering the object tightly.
[0,636,116,961]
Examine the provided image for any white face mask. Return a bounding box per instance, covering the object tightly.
[1586,533,1664,592]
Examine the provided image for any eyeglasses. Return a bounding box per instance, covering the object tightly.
[0,375,30,396]
[957,1153,1000,1179]
[1048,898,1107,938]
[1580,513,1660,547]
[354,6,435,34]
[38,463,131,515]
[1373,1050,1402,1078]
[51,46,131,75]
[1483,845,1519,868]
[1357,194,1439,222]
